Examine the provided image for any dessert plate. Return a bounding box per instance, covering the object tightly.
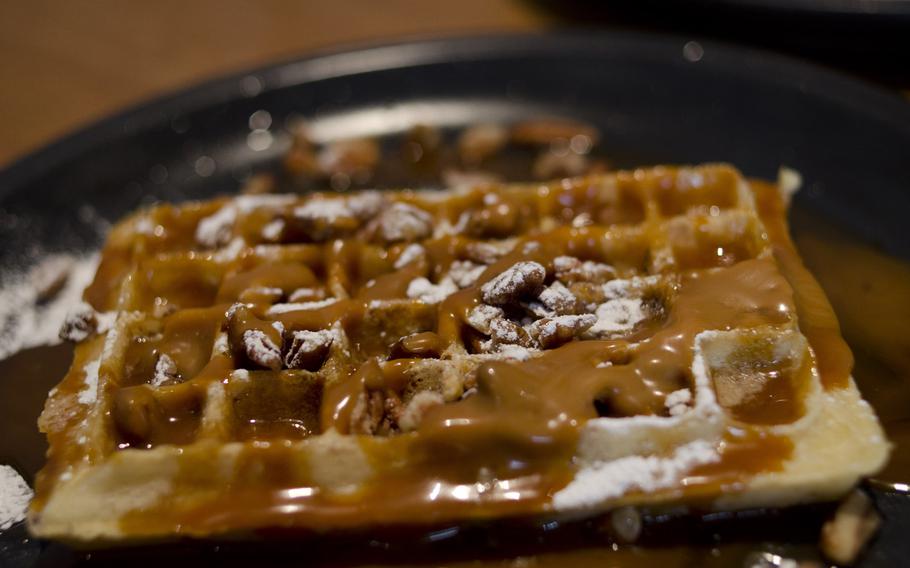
[1,32,909,566]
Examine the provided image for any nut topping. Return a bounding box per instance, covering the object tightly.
[480,261,546,305]
[284,330,333,371]
[151,353,179,387]
[527,314,597,349]
[377,203,433,243]
[59,302,99,343]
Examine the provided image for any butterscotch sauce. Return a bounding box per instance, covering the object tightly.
[16,165,899,568]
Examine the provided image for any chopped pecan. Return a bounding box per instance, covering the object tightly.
[480,261,546,306]
[488,317,533,348]
[537,281,580,315]
[284,329,333,371]
[820,489,881,566]
[465,202,520,239]
[151,353,179,387]
[224,303,284,370]
[59,302,99,343]
[511,118,600,147]
[553,255,615,284]
[528,314,597,349]
[458,123,508,165]
[464,239,515,265]
[532,149,590,180]
[317,138,380,181]
[448,260,486,288]
[466,304,505,335]
[377,203,433,242]
[403,124,442,164]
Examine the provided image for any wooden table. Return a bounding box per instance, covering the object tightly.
[0,0,545,167]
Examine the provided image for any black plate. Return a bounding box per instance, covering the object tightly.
[1,32,909,567]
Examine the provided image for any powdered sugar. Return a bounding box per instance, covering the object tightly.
[0,465,32,530]
[480,261,546,305]
[267,298,338,314]
[0,253,99,361]
[197,195,294,247]
[553,439,719,510]
[394,244,425,269]
[78,358,101,405]
[589,298,646,336]
[406,277,458,304]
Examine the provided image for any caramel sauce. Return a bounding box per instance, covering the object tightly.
[20,167,895,568]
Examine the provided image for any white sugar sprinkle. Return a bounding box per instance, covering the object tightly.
[0,465,32,530]
[0,253,99,362]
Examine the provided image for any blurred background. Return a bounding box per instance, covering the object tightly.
[1,0,908,168]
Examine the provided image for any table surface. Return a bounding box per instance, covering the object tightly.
[0,0,545,168]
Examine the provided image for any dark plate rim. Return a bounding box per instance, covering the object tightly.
[2,29,910,203]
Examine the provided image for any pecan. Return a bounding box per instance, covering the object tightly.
[448,260,486,288]
[317,138,380,181]
[291,199,360,242]
[464,240,515,265]
[511,118,599,147]
[242,330,283,370]
[151,353,179,387]
[532,149,590,180]
[224,303,284,370]
[480,261,546,305]
[458,123,508,165]
[283,329,333,371]
[820,489,881,566]
[528,314,597,349]
[537,281,580,315]
[466,304,505,335]
[377,203,433,243]
[488,317,533,348]
[553,255,615,285]
[403,124,442,164]
[465,202,520,239]
[59,302,99,343]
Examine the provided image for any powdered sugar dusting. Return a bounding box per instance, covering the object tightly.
[78,358,101,405]
[553,439,719,510]
[0,465,32,530]
[0,253,99,361]
[406,277,458,304]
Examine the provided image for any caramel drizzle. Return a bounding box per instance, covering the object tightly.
[37,167,851,534]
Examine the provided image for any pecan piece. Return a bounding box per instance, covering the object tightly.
[151,353,179,387]
[537,281,580,315]
[458,123,508,165]
[820,489,881,566]
[480,261,546,306]
[59,302,99,343]
[553,255,615,285]
[377,202,433,243]
[284,330,333,371]
[528,314,597,349]
[224,303,284,370]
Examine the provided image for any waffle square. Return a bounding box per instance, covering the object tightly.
[30,164,889,541]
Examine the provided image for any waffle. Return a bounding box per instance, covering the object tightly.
[29,164,889,542]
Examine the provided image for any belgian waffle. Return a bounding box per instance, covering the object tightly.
[29,164,889,541]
